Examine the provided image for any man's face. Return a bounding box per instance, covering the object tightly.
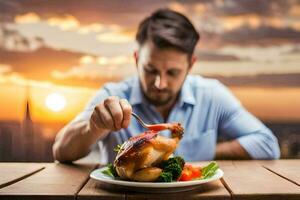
[135,42,194,107]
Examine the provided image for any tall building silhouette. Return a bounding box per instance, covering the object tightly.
[22,95,35,161]
[20,85,55,161]
[0,85,55,161]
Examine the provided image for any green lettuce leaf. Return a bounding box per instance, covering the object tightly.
[101,163,118,178]
[201,162,219,179]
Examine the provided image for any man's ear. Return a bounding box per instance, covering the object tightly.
[188,55,197,72]
[134,51,138,68]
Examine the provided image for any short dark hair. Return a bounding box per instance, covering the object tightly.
[136,9,200,56]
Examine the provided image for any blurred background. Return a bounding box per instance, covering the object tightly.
[0,0,299,162]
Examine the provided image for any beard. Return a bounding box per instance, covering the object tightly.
[143,88,174,106]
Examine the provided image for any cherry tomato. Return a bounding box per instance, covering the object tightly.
[191,167,201,178]
[179,164,202,181]
[179,170,192,181]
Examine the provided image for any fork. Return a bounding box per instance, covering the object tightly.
[131,112,149,129]
[131,112,172,131]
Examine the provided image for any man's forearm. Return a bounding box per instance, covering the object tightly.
[215,140,251,160]
[53,121,109,162]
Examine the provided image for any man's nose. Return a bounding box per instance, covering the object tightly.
[154,74,167,89]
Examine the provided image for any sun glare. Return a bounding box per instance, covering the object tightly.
[45,93,66,112]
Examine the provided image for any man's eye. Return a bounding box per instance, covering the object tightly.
[144,68,157,75]
[167,70,180,77]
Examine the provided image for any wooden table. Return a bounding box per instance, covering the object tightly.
[0,160,299,200]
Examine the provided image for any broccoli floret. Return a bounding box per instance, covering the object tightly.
[164,163,182,180]
[156,171,173,182]
[160,156,185,170]
[173,156,185,169]
[156,156,185,182]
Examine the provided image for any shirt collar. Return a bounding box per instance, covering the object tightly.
[178,76,196,107]
[128,75,196,107]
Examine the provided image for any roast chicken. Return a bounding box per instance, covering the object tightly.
[114,123,184,182]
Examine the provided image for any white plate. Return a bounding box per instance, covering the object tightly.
[90,166,224,193]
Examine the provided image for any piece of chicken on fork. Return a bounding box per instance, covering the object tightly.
[114,122,184,182]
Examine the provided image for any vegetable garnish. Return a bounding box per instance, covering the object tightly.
[156,156,185,182]
[101,163,119,178]
[101,159,219,182]
[178,164,201,181]
[201,162,219,179]
[156,171,173,182]
[179,162,219,181]
[113,144,122,152]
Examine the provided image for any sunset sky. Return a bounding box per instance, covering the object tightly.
[0,0,300,123]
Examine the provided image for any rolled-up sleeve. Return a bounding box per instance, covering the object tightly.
[215,82,280,159]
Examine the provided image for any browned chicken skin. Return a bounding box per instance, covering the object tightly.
[114,123,184,182]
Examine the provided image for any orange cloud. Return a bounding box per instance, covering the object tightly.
[52,54,135,81]
[47,15,80,31]
[0,64,11,74]
[168,2,188,14]
[220,15,261,30]
[290,5,300,16]
[219,15,290,31]
[79,55,95,65]
[78,23,104,34]
[96,32,134,43]
[14,12,40,24]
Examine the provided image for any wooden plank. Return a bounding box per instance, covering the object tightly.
[0,163,45,189]
[77,179,125,200]
[0,163,97,200]
[219,161,300,200]
[261,160,300,186]
[78,162,230,200]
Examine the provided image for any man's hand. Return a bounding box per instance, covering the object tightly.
[89,96,132,135]
[53,96,132,163]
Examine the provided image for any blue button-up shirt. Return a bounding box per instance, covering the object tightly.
[72,75,280,164]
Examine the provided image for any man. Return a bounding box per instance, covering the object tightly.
[53,9,280,163]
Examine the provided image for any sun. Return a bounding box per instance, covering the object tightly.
[45,93,66,112]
